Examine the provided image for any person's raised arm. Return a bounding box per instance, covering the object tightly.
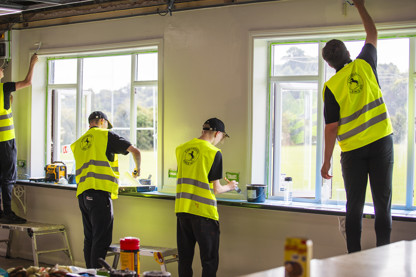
[353,0,377,47]
[15,53,38,91]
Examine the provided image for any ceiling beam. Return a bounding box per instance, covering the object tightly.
[33,0,94,4]
[0,3,25,10]
[0,0,95,12]
[0,0,286,30]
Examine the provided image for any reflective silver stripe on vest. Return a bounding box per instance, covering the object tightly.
[78,172,119,185]
[0,113,13,120]
[176,192,217,207]
[0,125,14,132]
[339,98,384,126]
[76,160,111,176]
[337,112,388,141]
[177,177,213,193]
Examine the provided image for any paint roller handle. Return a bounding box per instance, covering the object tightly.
[132,168,140,178]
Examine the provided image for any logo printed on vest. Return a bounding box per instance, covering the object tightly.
[183,147,200,165]
[348,73,363,94]
[81,134,94,151]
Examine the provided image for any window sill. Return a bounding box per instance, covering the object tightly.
[16,180,416,222]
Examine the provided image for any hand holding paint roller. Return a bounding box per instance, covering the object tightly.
[132,168,140,178]
[225,177,240,193]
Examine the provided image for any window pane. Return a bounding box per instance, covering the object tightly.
[275,82,318,197]
[54,89,76,172]
[378,38,409,206]
[49,59,77,84]
[137,130,157,184]
[112,129,131,175]
[136,86,157,128]
[330,38,409,206]
[272,43,319,76]
[136,52,158,81]
[81,55,131,132]
[414,79,416,206]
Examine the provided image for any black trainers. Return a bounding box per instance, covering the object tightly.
[0,211,27,224]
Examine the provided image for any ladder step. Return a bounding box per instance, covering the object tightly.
[36,248,70,254]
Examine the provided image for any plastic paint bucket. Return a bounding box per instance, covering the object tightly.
[246,184,266,202]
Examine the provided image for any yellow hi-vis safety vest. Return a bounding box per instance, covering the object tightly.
[323,59,393,152]
[71,127,120,199]
[0,84,15,142]
[175,138,220,221]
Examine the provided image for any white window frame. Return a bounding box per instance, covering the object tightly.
[34,40,164,188]
[250,23,416,209]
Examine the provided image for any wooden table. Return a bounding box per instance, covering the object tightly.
[240,240,416,277]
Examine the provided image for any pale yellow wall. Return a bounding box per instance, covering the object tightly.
[2,0,416,276]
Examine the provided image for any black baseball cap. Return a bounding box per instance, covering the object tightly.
[88,111,113,129]
[203,118,229,138]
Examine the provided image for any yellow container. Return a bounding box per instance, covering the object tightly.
[120,237,140,276]
[284,237,313,277]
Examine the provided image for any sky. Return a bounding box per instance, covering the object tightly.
[273,37,410,73]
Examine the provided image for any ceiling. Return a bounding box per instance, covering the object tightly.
[0,0,95,16]
[0,0,283,31]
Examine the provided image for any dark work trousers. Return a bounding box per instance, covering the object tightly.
[177,213,220,277]
[341,134,394,253]
[78,189,113,268]
[0,139,17,214]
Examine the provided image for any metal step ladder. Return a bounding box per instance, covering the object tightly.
[0,221,73,266]
[107,243,178,272]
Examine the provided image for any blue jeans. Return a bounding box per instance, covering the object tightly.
[341,134,394,253]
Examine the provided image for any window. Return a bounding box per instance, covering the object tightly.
[252,27,416,209]
[47,48,159,185]
[270,43,320,198]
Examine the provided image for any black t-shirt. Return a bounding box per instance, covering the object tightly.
[324,43,379,124]
[90,127,131,162]
[208,151,223,182]
[2,82,16,110]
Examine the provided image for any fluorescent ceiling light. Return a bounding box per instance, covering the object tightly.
[0,7,21,16]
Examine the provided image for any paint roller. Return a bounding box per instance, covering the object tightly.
[34,41,42,54]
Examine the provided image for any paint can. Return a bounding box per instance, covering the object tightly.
[246,184,266,202]
[120,237,140,277]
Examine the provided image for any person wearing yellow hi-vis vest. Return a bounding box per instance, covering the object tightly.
[0,53,38,224]
[321,0,394,254]
[175,118,238,277]
[71,111,141,269]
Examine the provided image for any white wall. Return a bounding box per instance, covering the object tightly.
[3,0,416,276]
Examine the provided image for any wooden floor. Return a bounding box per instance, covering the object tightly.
[0,256,52,270]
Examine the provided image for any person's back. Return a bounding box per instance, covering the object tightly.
[321,0,394,254]
[175,118,237,277]
[323,49,393,152]
[71,111,141,268]
[72,126,120,199]
[176,137,221,221]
